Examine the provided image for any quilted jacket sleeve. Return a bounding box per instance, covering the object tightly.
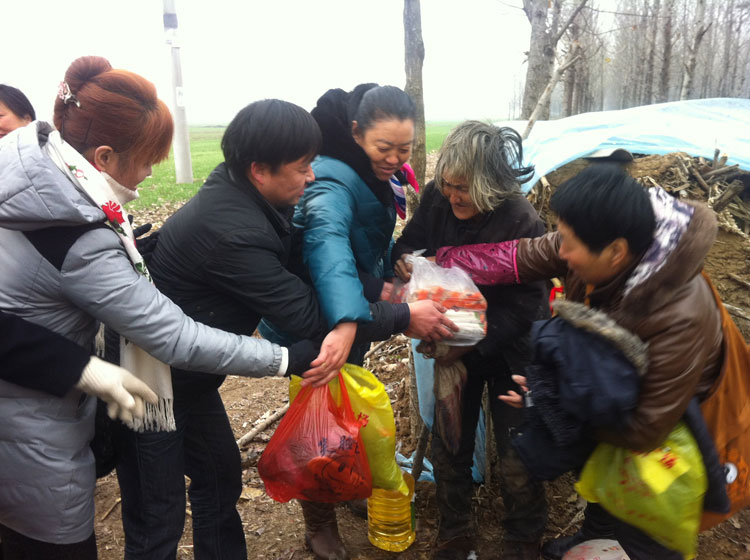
[297,180,372,328]
[436,231,568,285]
[60,228,283,377]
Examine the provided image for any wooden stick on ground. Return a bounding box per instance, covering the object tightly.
[100,497,121,522]
[712,181,746,213]
[725,303,750,323]
[364,339,390,361]
[703,164,740,180]
[411,423,431,483]
[690,165,711,194]
[236,404,290,448]
[552,507,585,540]
[728,273,750,290]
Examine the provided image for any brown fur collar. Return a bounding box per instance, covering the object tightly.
[553,299,649,376]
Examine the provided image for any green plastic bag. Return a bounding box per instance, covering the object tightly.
[290,364,408,495]
[575,422,706,559]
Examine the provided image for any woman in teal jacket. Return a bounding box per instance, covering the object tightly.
[298,85,449,370]
[290,84,454,559]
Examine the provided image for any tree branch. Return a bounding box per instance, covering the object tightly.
[553,0,589,45]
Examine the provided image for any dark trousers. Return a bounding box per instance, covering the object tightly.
[115,383,246,560]
[0,525,96,560]
[583,503,683,560]
[431,358,547,544]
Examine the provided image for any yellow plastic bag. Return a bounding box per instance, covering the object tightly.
[575,422,706,559]
[290,364,408,495]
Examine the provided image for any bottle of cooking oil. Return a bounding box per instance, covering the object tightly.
[367,471,416,552]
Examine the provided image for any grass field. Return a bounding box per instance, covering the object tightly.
[131,121,459,210]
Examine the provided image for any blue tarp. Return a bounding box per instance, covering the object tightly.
[500,98,750,193]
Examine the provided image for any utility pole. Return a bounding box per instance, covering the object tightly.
[163,0,193,184]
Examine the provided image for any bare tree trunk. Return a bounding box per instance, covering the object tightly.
[680,0,711,100]
[562,22,580,117]
[644,0,660,104]
[404,0,426,194]
[521,0,588,119]
[730,7,747,95]
[577,63,590,113]
[699,1,717,97]
[524,46,581,139]
[522,0,553,118]
[718,0,734,96]
[657,0,674,102]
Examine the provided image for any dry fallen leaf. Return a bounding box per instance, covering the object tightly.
[240,486,265,501]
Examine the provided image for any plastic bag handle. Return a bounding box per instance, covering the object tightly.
[337,369,369,430]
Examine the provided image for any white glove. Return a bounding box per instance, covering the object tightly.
[75,356,158,424]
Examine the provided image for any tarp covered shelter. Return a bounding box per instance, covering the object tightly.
[498,98,750,192]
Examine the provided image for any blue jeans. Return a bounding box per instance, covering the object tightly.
[114,376,246,560]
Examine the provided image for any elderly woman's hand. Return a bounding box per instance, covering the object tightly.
[393,255,413,283]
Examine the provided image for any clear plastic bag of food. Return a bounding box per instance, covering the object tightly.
[394,253,487,346]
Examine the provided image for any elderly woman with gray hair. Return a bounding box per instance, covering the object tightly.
[392,121,549,560]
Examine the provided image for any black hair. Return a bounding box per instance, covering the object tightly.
[550,164,656,255]
[352,85,415,133]
[222,99,321,178]
[0,84,36,121]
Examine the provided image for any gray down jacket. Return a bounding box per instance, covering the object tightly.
[0,122,283,544]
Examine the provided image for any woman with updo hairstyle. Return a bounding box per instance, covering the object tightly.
[0,56,316,558]
[53,56,173,184]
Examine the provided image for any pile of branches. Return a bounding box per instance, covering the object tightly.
[527,151,750,235]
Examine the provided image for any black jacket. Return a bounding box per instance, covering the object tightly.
[151,164,324,340]
[0,310,88,396]
[149,163,404,392]
[392,182,549,370]
[513,303,644,480]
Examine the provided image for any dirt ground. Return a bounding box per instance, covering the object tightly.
[92,350,750,560]
[94,159,750,559]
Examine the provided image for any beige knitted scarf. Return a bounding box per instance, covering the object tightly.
[44,130,175,432]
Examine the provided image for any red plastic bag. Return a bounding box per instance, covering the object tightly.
[258,372,372,503]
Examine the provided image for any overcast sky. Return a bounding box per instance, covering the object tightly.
[4,0,543,124]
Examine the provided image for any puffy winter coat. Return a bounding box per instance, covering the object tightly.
[513,300,646,480]
[0,122,282,544]
[294,156,396,328]
[151,162,405,390]
[515,301,729,513]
